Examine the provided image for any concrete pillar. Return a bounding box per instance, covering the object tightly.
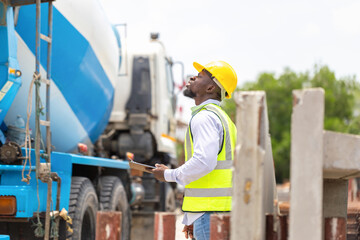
[232,91,277,240]
[153,212,176,240]
[289,89,324,240]
[210,214,230,240]
[96,211,122,240]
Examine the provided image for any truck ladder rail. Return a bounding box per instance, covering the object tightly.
[33,0,55,239]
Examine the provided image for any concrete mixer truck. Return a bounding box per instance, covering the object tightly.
[0,0,179,239]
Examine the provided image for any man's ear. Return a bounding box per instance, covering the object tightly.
[206,84,216,93]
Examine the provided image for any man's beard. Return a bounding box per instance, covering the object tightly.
[183,88,196,98]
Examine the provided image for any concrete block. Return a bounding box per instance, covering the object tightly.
[323,131,360,179]
[265,214,289,240]
[324,217,346,240]
[265,214,277,240]
[279,215,288,240]
[154,212,176,240]
[210,214,230,240]
[96,211,122,240]
[289,88,324,240]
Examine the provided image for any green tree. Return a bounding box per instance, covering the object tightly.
[222,65,360,182]
[221,93,237,122]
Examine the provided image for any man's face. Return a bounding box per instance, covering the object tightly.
[183,70,212,99]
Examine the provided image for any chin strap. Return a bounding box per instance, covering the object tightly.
[212,77,226,100]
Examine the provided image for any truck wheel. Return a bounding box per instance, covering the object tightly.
[160,182,176,212]
[98,176,131,240]
[68,177,98,240]
[165,183,176,212]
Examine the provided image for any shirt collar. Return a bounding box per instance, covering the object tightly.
[191,99,221,116]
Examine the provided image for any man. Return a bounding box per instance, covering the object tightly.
[152,60,237,240]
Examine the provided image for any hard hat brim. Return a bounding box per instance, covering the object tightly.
[193,62,205,73]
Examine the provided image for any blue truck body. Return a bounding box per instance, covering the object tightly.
[0,3,22,126]
[0,149,129,218]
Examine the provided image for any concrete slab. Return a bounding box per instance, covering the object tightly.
[323,131,360,179]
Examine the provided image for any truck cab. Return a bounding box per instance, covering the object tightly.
[95,34,180,220]
[98,33,178,167]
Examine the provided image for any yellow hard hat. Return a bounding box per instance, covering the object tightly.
[193,60,237,99]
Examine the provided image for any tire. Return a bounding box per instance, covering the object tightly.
[98,176,131,240]
[68,177,98,240]
[160,182,176,212]
[165,183,176,212]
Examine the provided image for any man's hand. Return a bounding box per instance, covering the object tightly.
[182,224,194,239]
[151,164,168,182]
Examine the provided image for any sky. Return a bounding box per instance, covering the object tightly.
[101,0,360,121]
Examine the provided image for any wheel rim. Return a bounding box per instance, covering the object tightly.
[81,207,95,240]
[116,203,122,212]
[166,193,176,212]
[116,202,125,221]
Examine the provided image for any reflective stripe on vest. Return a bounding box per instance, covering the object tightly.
[185,188,232,197]
[182,103,237,212]
[206,104,233,161]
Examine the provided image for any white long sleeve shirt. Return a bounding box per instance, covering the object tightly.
[164,99,224,225]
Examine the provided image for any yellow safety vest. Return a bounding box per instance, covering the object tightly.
[182,103,237,212]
